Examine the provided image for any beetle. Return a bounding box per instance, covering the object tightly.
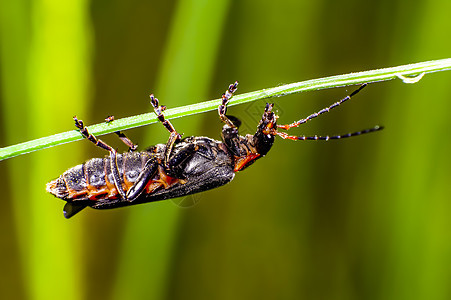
[46,81,382,218]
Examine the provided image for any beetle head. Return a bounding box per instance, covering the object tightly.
[252,103,278,156]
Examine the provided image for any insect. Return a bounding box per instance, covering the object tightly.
[47,82,382,218]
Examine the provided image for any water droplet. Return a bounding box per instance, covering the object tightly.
[397,72,425,84]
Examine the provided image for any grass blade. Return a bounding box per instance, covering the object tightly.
[0,58,450,161]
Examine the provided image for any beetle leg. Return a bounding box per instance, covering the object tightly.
[125,156,159,201]
[108,149,128,199]
[278,83,367,130]
[162,132,180,168]
[113,131,138,152]
[74,116,114,152]
[162,143,198,178]
[73,116,128,199]
[150,94,183,167]
[150,94,182,139]
[104,115,138,151]
[167,143,196,170]
[218,81,239,127]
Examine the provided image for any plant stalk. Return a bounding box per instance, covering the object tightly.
[1,58,450,161]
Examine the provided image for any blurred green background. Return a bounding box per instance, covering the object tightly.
[1,0,451,299]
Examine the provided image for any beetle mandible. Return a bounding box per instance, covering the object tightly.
[46,81,382,218]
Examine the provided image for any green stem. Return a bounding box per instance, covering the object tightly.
[1,58,450,161]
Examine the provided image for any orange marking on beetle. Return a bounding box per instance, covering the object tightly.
[145,181,164,194]
[46,180,57,193]
[59,175,86,199]
[67,189,88,199]
[86,182,108,192]
[151,165,184,189]
[101,160,128,198]
[156,166,179,188]
[122,175,135,192]
[104,172,119,198]
[89,193,109,201]
[143,166,186,195]
[234,153,261,172]
[85,185,110,200]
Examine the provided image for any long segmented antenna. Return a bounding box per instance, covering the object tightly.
[278,83,367,130]
[276,125,383,141]
[274,83,383,140]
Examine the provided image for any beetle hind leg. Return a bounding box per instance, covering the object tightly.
[73,116,128,200]
[73,116,115,152]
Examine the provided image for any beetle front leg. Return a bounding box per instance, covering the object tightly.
[218,81,239,127]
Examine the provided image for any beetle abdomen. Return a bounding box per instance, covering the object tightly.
[46,152,154,201]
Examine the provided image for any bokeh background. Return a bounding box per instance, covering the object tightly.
[1,0,451,299]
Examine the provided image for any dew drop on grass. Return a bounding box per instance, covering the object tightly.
[397,72,425,84]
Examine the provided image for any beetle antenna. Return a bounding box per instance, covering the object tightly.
[276,125,383,141]
[278,83,367,130]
